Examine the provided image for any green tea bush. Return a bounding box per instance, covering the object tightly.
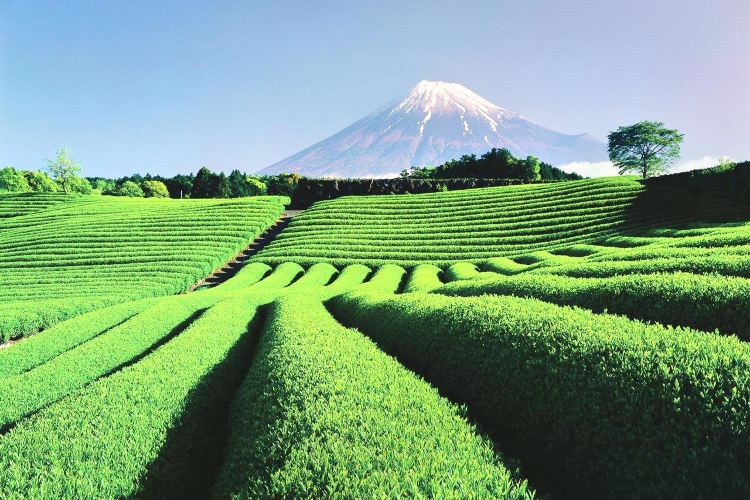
[0,295,264,498]
[330,291,750,498]
[0,298,156,377]
[0,294,220,429]
[437,272,750,340]
[402,263,443,292]
[213,295,533,498]
[0,194,288,339]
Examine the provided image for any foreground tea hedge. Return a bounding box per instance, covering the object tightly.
[214,295,533,498]
[437,271,750,340]
[330,291,750,498]
[0,295,263,497]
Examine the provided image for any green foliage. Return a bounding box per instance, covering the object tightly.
[93,169,275,199]
[227,169,267,197]
[0,263,429,497]
[254,177,648,266]
[255,173,750,268]
[437,271,750,340]
[23,170,58,192]
[245,176,267,195]
[0,295,211,429]
[330,291,750,498]
[90,177,116,193]
[0,295,264,498]
[444,262,481,281]
[66,175,92,194]
[213,295,532,498]
[522,155,541,181]
[141,180,170,198]
[227,169,246,197]
[402,263,443,292]
[1,163,749,497]
[644,160,750,206]
[113,180,144,197]
[0,194,287,340]
[402,147,580,181]
[0,167,31,192]
[190,166,217,198]
[217,172,231,198]
[262,172,301,197]
[608,120,684,178]
[190,166,232,198]
[165,173,193,198]
[0,299,155,377]
[46,147,84,193]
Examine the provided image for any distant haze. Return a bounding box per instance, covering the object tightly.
[1,1,748,177]
[261,81,607,177]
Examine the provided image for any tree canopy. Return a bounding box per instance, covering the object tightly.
[400,148,579,181]
[142,180,170,198]
[0,167,31,192]
[608,121,684,178]
[46,148,84,193]
[115,180,145,197]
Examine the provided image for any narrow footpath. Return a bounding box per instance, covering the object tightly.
[190,210,303,291]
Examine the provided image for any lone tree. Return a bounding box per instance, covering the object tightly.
[608,121,684,178]
[46,148,82,193]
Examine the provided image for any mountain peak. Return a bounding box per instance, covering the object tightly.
[260,81,607,177]
[399,80,514,121]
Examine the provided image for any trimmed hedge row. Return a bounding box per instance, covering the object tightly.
[330,291,750,498]
[0,298,156,377]
[437,271,750,340]
[213,295,533,498]
[255,177,647,266]
[0,294,217,430]
[0,297,124,343]
[0,295,264,498]
[0,194,288,339]
[402,264,443,292]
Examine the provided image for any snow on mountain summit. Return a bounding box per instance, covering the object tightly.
[261,80,607,177]
[398,80,518,123]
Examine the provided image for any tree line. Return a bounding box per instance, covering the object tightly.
[0,148,92,194]
[1,121,693,198]
[0,148,300,198]
[88,168,301,198]
[399,148,583,181]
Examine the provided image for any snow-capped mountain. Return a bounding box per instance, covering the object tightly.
[260,80,607,177]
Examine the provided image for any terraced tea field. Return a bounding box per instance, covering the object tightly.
[0,194,288,341]
[2,171,750,498]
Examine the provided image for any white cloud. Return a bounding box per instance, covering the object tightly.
[670,155,733,174]
[558,161,617,178]
[320,172,400,179]
[559,156,734,178]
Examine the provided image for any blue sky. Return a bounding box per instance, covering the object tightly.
[1,0,748,177]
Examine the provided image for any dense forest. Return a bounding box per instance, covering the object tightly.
[2,147,581,199]
[86,169,301,198]
[401,148,582,181]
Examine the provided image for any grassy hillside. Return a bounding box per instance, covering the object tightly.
[3,173,750,497]
[0,193,287,341]
[253,175,749,267]
[0,263,535,498]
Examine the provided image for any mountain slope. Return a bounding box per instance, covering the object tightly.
[261,80,607,177]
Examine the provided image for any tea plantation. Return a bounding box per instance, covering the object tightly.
[0,194,288,341]
[1,170,749,498]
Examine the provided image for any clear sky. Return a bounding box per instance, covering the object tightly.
[1,0,748,177]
